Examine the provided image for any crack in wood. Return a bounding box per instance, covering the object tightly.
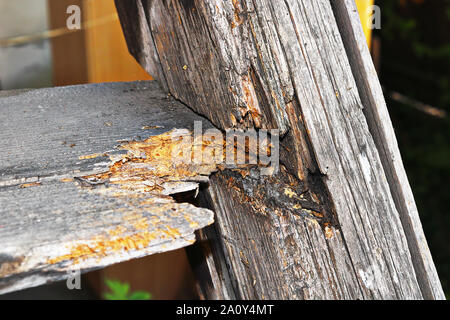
[218,167,334,231]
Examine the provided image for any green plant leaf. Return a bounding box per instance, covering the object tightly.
[103,292,120,300]
[103,279,152,300]
[104,279,130,300]
[128,291,152,300]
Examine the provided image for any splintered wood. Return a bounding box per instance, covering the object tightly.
[0,82,217,295]
[78,127,276,196]
[80,129,219,196]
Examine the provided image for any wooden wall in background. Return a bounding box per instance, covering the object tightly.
[87,252,198,300]
[83,0,151,83]
[48,0,195,300]
[48,0,151,85]
[48,0,88,85]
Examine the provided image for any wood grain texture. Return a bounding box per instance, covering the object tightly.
[115,0,444,299]
[192,168,362,299]
[331,0,444,300]
[0,81,215,295]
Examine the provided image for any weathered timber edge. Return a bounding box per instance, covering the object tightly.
[331,0,444,300]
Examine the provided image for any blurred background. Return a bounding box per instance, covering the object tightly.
[0,0,448,299]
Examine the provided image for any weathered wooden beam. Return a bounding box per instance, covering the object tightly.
[331,0,444,299]
[115,0,444,299]
[0,81,215,294]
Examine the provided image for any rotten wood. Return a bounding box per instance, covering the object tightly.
[115,0,444,299]
[0,81,215,295]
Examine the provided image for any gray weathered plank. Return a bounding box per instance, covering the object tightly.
[115,0,444,299]
[0,81,207,184]
[0,81,215,295]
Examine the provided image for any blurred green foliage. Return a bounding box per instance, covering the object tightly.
[381,0,450,108]
[103,279,152,300]
[377,0,450,294]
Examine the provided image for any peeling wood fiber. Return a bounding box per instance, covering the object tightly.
[0,81,216,295]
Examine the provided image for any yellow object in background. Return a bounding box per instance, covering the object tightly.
[83,0,152,83]
[356,0,375,49]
